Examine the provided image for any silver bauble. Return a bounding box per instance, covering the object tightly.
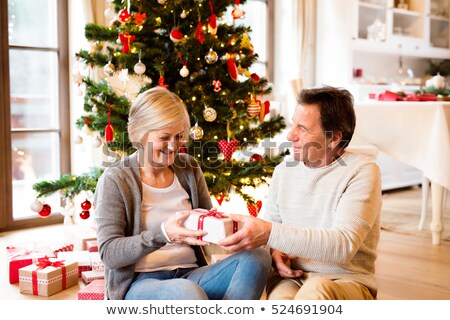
[30,199,44,212]
[205,49,218,64]
[180,10,187,19]
[203,107,217,122]
[92,136,102,148]
[134,60,146,75]
[104,62,115,76]
[189,123,204,140]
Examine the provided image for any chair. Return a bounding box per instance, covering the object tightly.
[418,176,448,230]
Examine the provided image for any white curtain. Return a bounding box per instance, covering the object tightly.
[272,0,316,125]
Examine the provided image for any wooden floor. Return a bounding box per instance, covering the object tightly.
[1,188,449,300]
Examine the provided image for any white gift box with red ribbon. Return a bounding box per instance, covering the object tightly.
[181,208,239,244]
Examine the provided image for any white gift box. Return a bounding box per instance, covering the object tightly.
[181,208,239,244]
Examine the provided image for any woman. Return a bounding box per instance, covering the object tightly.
[94,87,271,300]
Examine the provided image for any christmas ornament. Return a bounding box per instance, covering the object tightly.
[259,100,270,122]
[241,32,254,52]
[158,0,167,4]
[203,106,217,122]
[208,0,217,35]
[227,59,238,81]
[250,73,260,82]
[157,74,169,88]
[92,135,102,148]
[213,80,222,92]
[30,199,44,212]
[232,1,245,19]
[118,32,135,54]
[247,100,261,118]
[180,9,187,19]
[247,200,262,217]
[80,210,90,220]
[178,53,189,77]
[81,199,91,210]
[134,12,147,25]
[38,204,52,218]
[179,65,189,77]
[218,139,239,162]
[189,122,204,140]
[104,6,115,20]
[105,105,114,143]
[205,48,218,64]
[118,68,129,86]
[250,153,264,162]
[195,20,205,44]
[82,123,92,136]
[134,60,146,75]
[215,193,225,206]
[170,28,183,43]
[92,106,98,113]
[104,61,115,76]
[118,8,131,23]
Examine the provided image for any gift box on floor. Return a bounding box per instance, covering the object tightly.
[7,246,56,284]
[89,251,104,272]
[19,257,78,297]
[85,240,98,252]
[78,279,105,300]
[64,225,97,251]
[57,251,91,277]
[81,270,105,285]
[181,208,239,244]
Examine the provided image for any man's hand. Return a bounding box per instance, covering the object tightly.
[164,211,210,246]
[272,250,303,278]
[217,214,272,252]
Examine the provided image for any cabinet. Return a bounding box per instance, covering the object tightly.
[353,0,450,58]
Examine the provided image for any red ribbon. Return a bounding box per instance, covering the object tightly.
[195,208,238,240]
[31,256,66,296]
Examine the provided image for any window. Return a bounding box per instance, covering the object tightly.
[0,0,69,231]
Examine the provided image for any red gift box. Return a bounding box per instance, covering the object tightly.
[78,279,105,300]
[85,240,98,252]
[7,246,56,284]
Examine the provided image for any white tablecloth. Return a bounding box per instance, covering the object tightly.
[352,101,450,191]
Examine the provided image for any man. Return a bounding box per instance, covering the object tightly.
[218,86,382,300]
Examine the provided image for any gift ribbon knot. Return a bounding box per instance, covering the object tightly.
[195,208,238,240]
[32,256,67,296]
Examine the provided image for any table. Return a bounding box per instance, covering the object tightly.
[351,101,450,245]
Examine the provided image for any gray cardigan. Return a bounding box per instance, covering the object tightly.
[94,152,213,300]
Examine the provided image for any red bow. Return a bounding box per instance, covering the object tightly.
[194,208,237,240]
[32,256,66,295]
[35,256,65,270]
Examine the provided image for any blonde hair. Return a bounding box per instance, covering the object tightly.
[128,87,190,145]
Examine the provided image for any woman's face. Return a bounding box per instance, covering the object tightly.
[142,123,185,168]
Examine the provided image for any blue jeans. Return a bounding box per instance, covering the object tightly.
[124,247,271,300]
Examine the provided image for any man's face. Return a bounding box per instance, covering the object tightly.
[287,103,331,167]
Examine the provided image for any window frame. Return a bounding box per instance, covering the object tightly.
[0,0,70,231]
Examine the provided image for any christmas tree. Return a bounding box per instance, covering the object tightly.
[32,0,286,219]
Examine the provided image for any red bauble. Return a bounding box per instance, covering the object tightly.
[38,204,52,218]
[80,210,90,220]
[81,199,92,211]
[118,8,131,23]
[250,154,264,162]
[105,123,114,142]
[170,28,183,43]
[227,59,238,81]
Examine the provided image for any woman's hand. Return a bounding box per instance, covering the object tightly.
[163,211,210,246]
[272,250,303,278]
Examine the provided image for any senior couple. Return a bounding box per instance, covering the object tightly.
[94,86,381,300]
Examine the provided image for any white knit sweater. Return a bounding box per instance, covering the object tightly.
[264,151,382,297]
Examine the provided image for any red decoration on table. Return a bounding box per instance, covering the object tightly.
[377,91,437,102]
[105,105,114,143]
[218,139,239,162]
[38,204,51,218]
[247,200,262,217]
